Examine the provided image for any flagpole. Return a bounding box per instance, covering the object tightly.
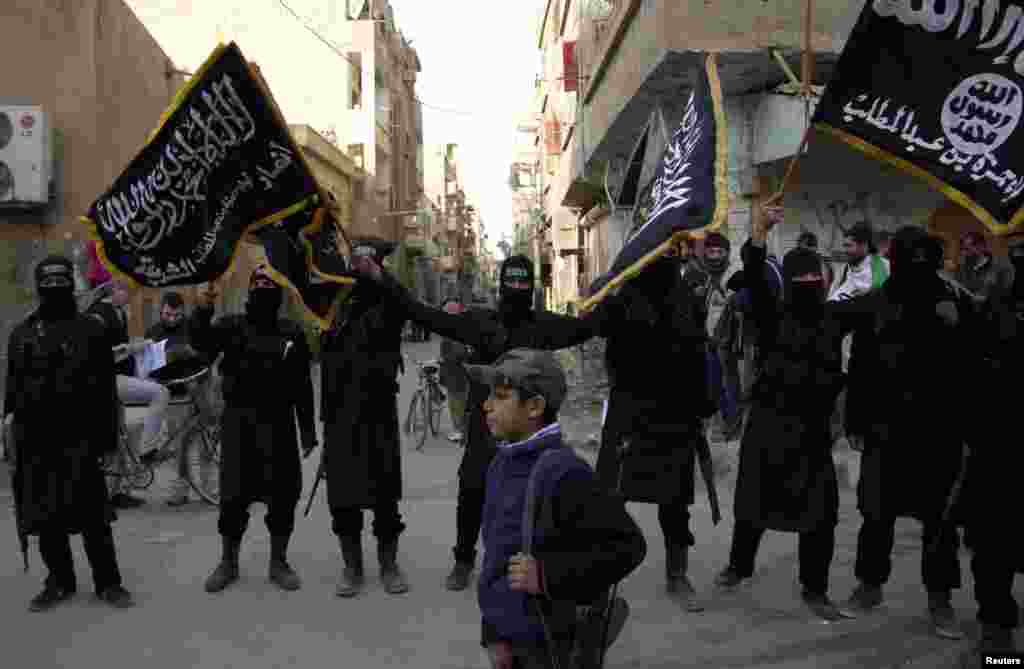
[764,0,814,207]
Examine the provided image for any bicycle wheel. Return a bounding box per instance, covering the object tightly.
[185,426,221,505]
[405,389,424,437]
[427,384,443,437]
[103,433,130,497]
[417,390,431,451]
[125,445,155,490]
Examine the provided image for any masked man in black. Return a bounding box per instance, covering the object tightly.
[957,236,1022,664]
[352,250,714,608]
[5,256,133,611]
[840,226,976,640]
[321,239,410,598]
[352,255,623,592]
[712,208,860,621]
[191,267,318,593]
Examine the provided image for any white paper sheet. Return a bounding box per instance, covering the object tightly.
[134,339,167,379]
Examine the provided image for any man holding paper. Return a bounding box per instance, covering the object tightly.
[86,278,170,508]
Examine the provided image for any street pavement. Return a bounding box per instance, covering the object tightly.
[0,336,1021,668]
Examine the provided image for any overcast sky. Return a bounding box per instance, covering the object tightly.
[124,0,543,254]
[386,1,542,253]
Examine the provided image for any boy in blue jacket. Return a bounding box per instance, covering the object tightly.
[464,349,647,669]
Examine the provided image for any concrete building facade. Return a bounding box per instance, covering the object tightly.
[533,0,955,306]
[0,0,188,361]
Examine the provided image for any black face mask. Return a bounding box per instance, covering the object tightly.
[498,259,535,326]
[246,288,282,322]
[787,282,825,319]
[37,286,77,321]
[498,289,532,326]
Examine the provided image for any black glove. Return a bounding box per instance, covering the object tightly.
[301,432,318,459]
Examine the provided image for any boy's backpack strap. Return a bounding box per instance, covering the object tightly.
[522,447,566,557]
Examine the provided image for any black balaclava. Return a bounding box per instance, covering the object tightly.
[246,266,283,325]
[34,255,77,322]
[889,226,940,304]
[702,232,731,275]
[783,247,826,319]
[498,255,535,327]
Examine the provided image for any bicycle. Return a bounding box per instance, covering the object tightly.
[403,358,446,451]
[104,363,222,505]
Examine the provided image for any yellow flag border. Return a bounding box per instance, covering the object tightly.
[814,123,1024,237]
[78,42,326,290]
[579,52,730,314]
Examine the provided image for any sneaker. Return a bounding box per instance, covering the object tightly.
[268,559,302,591]
[928,592,963,640]
[713,566,749,589]
[28,585,75,612]
[842,583,883,615]
[801,590,845,622]
[110,493,145,508]
[445,562,473,591]
[447,431,464,443]
[96,585,135,609]
[166,495,190,507]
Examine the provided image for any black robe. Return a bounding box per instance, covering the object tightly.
[320,284,406,509]
[594,274,712,506]
[5,311,118,534]
[189,306,316,505]
[378,269,712,502]
[841,275,975,523]
[733,242,853,533]
[956,288,1023,571]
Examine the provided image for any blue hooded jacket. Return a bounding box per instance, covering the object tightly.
[477,423,591,645]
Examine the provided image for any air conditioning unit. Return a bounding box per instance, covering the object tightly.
[0,106,50,207]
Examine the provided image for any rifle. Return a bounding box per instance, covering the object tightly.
[694,430,722,525]
[303,448,326,517]
[4,418,29,571]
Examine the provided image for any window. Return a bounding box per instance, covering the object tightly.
[348,143,365,170]
[347,0,370,20]
[348,53,362,109]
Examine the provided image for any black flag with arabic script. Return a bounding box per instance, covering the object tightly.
[581,52,729,313]
[81,42,320,287]
[813,1,1024,235]
[252,207,355,331]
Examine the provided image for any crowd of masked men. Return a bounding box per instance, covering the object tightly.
[3,206,1021,668]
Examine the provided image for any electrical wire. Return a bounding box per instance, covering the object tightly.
[275,0,360,66]
[275,0,530,119]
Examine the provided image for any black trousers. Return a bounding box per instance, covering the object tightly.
[218,496,297,540]
[728,519,835,595]
[657,503,695,548]
[454,483,486,565]
[39,524,122,594]
[330,499,406,542]
[970,523,1021,629]
[853,515,961,593]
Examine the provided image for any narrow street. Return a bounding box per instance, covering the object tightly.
[0,337,1020,668]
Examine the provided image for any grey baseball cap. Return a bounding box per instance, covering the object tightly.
[464,349,567,414]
